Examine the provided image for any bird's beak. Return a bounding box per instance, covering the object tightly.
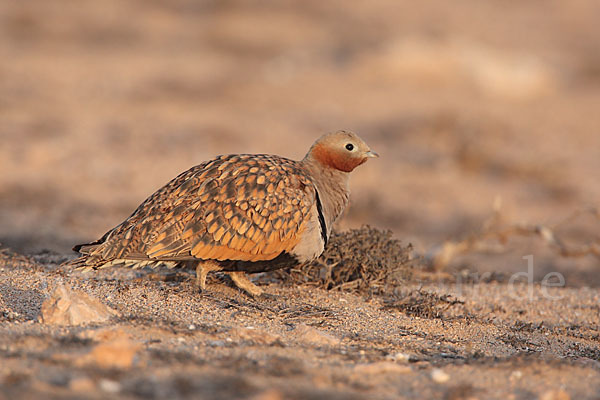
[365,150,379,158]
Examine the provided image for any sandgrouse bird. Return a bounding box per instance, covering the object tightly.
[65,131,378,296]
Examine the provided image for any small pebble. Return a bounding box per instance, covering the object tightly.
[385,352,412,363]
[431,368,450,383]
[99,379,121,394]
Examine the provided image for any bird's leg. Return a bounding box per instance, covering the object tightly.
[195,261,222,292]
[228,271,264,297]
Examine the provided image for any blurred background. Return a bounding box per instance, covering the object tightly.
[1,0,598,284]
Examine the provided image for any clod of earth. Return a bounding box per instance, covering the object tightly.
[231,326,281,345]
[79,330,142,369]
[40,284,118,325]
[293,324,340,347]
[382,289,466,320]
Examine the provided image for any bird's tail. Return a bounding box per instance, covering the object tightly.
[61,254,179,271]
[60,254,106,271]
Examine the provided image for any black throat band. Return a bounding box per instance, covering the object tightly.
[314,189,328,246]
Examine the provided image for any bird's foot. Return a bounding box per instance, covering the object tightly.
[195,262,222,293]
[227,271,264,297]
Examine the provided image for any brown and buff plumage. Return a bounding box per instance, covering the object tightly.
[63,131,378,296]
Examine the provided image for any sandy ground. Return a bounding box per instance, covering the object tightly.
[1,249,600,399]
[1,0,599,398]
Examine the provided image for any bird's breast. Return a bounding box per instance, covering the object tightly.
[289,207,326,262]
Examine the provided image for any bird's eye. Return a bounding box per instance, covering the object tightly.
[345,143,354,151]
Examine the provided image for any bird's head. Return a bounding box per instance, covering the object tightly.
[306,130,378,172]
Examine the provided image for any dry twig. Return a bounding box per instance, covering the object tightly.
[274,226,413,295]
[428,204,600,271]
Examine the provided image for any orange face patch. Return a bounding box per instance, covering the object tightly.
[311,142,365,172]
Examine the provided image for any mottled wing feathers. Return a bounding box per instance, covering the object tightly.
[74,154,317,268]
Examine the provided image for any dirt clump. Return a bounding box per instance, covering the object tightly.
[40,284,119,326]
[382,289,466,320]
